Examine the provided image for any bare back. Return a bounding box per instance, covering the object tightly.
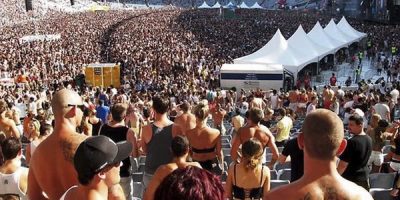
[28,131,87,200]
[237,126,270,147]
[0,118,19,139]
[174,112,196,134]
[186,127,220,161]
[265,174,373,200]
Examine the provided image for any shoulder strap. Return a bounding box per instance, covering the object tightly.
[234,164,237,185]
[260,165,264,186]
[98,123,104,135]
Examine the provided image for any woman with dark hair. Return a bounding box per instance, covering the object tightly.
[154,166,224,200]
[225,138,270,200]
[144,136,201,200]
[186,103,223,174]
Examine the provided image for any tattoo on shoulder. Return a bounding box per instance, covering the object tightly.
[302,192,312,200]
[60,134,87,163]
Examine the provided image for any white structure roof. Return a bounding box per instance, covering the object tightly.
[234,29,300,74]
[223,1,235,8]
[251,2,263,9]
[287,25,329,71]
[337,16,367,41]
[212,2,222,8]
[198,1,211,8]
[221,63,284,73]
[238,1,249,8]
[307,21,343,53]
[324,19,355,48]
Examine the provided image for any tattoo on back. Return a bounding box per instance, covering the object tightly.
[325,187,339,200]
[302,187,342,200]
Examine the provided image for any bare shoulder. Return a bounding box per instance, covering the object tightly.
[188,162,202,169]
[264,183,297,200]
[58,133,88,163]
[339,179,373,200]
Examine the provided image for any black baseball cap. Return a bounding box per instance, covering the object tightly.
[74,136,132,177]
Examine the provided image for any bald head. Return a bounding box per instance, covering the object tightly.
[51,89,83,118]
[302,109,344,160]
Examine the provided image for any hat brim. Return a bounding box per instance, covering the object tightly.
[112,141,132,165]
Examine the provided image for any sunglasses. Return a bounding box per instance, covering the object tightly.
[67,104,85,111]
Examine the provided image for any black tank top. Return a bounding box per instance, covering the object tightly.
[144,124,173,174]
[100,124,131,177]
[89,118,102,136]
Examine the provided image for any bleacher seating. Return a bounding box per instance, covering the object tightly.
[369,188,392,200]
[270,180,290,189]
[270,169,278,180]
[369,173,396,190]
[278,169,291,181]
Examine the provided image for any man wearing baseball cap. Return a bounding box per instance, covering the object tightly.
[60,135,132,200]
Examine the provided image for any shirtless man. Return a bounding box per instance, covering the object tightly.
[250,92,266,110]
[231,108,279,169]
[265,109,373,200]
[174,102,196,134]
[0,100,20,139]
[288,87,299,112]
[211,103,227,135]
[323,85,335,109]
[27,89,124,200]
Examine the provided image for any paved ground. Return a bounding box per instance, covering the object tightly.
[312,56,387,87]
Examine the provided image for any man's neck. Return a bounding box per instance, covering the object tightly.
[81,182,108,200]
[53,119,77,136]
[303,155,340,179]
[154,113,170,123]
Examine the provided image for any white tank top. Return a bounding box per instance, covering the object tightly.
[30,140,40,156]
[0,167,28,200]
[59,185,78,200]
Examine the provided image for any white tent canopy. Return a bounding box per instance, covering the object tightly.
[198,1,211,8]
[337,16,367,41]
[232,17,367,79]
[251,2,263,9]
[234,29,300,74]
[212,1,222,8]
[223,1,235,8]
[238,1,249,8]
[287,25,328,71]
[324,19,356,48]
[307,22,343,53]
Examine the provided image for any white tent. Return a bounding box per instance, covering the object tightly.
[287,25,330,70]
[234,29,300,74]
[307,22,343,54]
[223,1,235,8]
[212,1,222,8]
[324,19,356,48]
[198,1,211,8]
[251,2,263,9]
[238,1,249,8]
[337,16,367,41]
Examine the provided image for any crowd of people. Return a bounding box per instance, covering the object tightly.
[0,3,400,200]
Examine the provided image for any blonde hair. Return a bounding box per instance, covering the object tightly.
[241,139,263,170]
[30,119,41,138]
[370,114,381,129]
[193,103,209,122]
